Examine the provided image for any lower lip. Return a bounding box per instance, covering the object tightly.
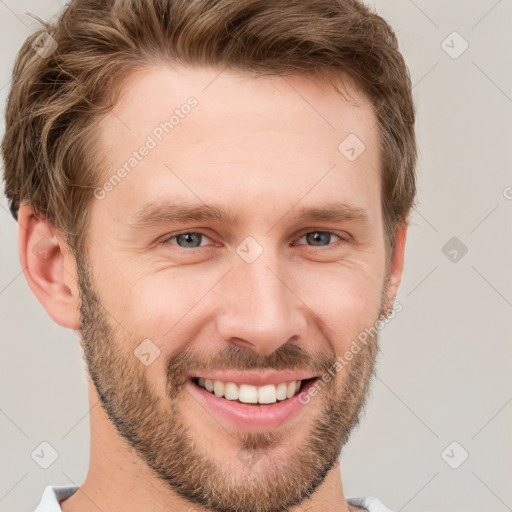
[185,378,318,431]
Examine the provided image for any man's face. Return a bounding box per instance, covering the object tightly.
[76,65,393,512]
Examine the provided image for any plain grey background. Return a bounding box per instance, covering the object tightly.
[1,1,511,511]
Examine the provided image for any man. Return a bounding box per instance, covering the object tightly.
[1,0,416,511]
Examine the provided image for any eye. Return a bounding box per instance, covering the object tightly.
[162,231,213,249]
[159,229,349,251]
[294,230,347,249]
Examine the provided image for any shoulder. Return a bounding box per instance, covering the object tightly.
[32,485,79,512]
[347,496,395,512]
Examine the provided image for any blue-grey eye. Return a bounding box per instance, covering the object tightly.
[168,232,209,248]
[299,231,341,247]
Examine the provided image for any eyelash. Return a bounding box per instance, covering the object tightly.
[159,230,349,251]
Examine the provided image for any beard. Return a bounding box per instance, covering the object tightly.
[74,249,387,512]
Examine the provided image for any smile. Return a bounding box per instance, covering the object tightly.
[186,374,320,430]
[192,377,311,404]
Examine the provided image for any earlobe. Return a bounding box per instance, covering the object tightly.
[17,203,81,330]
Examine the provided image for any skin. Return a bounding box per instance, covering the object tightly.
[17,65,407,512]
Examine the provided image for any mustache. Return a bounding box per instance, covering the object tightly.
[165,343,335,396]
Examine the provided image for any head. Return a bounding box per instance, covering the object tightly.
[2,1,416,511]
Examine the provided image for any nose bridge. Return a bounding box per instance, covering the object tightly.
[216,245,306,354]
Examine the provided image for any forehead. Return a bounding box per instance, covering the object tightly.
[93,64,381,227]
[100,64,377,145]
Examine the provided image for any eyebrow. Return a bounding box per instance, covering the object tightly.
[127,199,370,230]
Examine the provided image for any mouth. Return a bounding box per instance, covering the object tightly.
[190,376,317,405]
[186,375,320,430]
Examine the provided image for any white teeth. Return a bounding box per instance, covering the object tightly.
[205,379,214,392]
[258,384,277,404]
[196,378,306,403]
[213,380,225,397]
[238,384,258,403]
[276,382,287,401]
[224,382,239,400]
[286,381,296,398]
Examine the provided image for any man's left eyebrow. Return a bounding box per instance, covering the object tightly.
[291,202,370,226]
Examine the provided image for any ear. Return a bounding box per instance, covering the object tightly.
[384,221,408,310]
[17,203,81,330]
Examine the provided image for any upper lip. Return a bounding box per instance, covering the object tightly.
[189,370,318,387]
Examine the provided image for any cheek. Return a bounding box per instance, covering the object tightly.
[293,263,383,350]
[109,271,210,364]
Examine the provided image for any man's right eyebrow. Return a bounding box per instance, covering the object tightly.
[128,201,240,229]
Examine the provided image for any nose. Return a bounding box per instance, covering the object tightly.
[215,248,308,355]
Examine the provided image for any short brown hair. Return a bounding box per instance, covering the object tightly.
[1,0,417,265]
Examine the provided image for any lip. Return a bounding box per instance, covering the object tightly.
[185,377,318,431]
[188,370,318,387]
